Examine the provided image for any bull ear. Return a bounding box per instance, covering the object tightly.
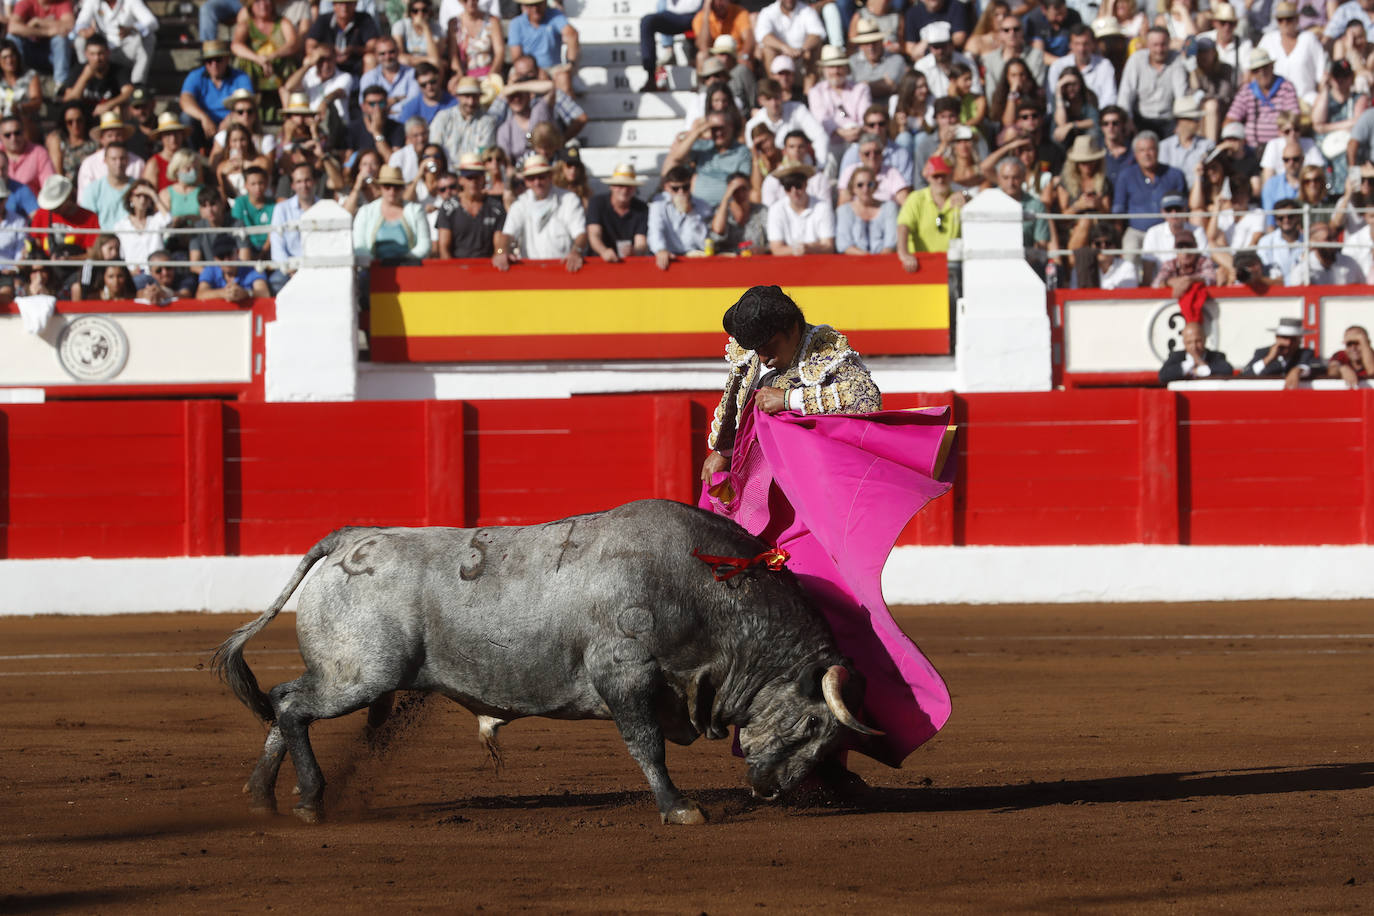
[796,663,826,700]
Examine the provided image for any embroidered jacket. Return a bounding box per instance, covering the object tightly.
[707,323,882,452]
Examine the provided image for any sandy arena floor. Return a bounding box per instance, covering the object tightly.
[2,601,1372,913]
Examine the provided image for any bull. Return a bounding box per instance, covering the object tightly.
[212,499,879,825]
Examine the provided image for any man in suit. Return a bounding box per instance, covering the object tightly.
[1159,321,1234,383]
[1241,316,1323,388]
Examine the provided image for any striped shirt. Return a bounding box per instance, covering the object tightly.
[1225,77,1301,149]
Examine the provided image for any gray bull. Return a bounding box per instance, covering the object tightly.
[212,499,879,825]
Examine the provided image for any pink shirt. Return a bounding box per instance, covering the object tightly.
[76,147,145,196]
[805,80,872,144]
[838,161,910,203]
[8,141,54,195]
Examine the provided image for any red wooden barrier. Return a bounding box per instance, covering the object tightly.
[3,390,1374,559]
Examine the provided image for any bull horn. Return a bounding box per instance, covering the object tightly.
[821,666,884,737]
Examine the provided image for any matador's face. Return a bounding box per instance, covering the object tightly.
[756,322,803,371]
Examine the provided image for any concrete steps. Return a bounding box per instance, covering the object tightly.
[580,118,683,148]
[580,90,693,120]
[574,65,695,93]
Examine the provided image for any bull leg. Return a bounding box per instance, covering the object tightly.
[243,724,287,814]
[477,715,506,770]
[587,641,707,826]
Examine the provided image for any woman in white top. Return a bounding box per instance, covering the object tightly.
[1259,3,1329,106]
[111,179,171,274]
[1112,0,1151,41]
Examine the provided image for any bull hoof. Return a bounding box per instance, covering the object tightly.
[248,799,277,816]
[662,800,708,826]
[292,804,323,824]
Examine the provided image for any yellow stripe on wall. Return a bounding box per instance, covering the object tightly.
[370,285,948,337]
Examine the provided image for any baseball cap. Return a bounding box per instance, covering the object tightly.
[1220,122,1247,141]
[1160,193,1186,210]
[926,155,952,175]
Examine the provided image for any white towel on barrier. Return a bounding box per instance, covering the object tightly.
[16,294,56,335]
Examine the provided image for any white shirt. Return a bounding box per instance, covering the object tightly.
[74,0,157,43]
[501,187,586,260]
[1256,227,1306,284]
[1342,222,1374,279]
[111,210,169,272]
[1258,30,1327,106]
[1216,206,1267,250]
[212,129,278,158]
[766,195,835,246]
[682,89,748,131]
[303,66,357,121]
[754,0,826,49]
[438,0,500,37]
[760,170,833,208]
[1098,257,1140,289]
[1176,353,1216,378]
[1046,54,1118,113]
[389,144,424,182]
[746,101,830,163]
[1259,135,1327,172]
[915,50,981,100]
[1141,221,1207,265]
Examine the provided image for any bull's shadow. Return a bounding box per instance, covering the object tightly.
[400,762,1374,821]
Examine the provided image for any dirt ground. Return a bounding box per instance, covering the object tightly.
[2,601,1372,913]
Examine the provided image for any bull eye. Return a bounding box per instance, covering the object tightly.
[806,714,820,733]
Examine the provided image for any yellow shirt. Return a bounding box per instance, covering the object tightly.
[897,187,960,253]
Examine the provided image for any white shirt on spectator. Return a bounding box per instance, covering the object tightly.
[1259,135,1326,173]
[1158,134,1215,188]
[270,193,310,264]
[761,169,834,207]
[438,0,500,37]
[390,144,423,182]
[1342,222,1374,279]
[303,65,357,121]
[111,210,169,273]
[766,194,835,246]
[682,89,748,131]
[1096,257,1140,289]
[915,51,982,100]
[1045,54,1118,113]
[74,0,157,43]
[754,0,826,50]
[1141,222,1208,266]
[647,195,712,254]
[212,129,278,158]
[1258,29,1327,106]
[501,187,586,260]
[1215,205,1267,250]
[1256,227,1306,284]
[745,102,830,164]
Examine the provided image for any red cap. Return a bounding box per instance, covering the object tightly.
[926,155,952,176]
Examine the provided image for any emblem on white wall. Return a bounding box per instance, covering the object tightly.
[57,315,129,381]
[1147,300,1219,363]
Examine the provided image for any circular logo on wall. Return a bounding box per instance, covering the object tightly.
[57,315,129,382]
[1147,300,1218,363]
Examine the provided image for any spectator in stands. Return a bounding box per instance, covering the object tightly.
[493,154,585,272]
[140,113,185,192]
[1099,104,1134,186]
[586,163,648,262]
[1072,220,1138,288]
[1046,25,1116,113]
[91,262,135,300]
[188,187,250,264]
[161,149,205,226]
[1314,60,1364,193]
[683,58,745,128]
[649,165,713,269]
[1226,48,1300,151]
[709,172,767,254]
[989,58,1045,138]
[46,102,94,182]
[904,0,973,58]
[448,0,503,79]
[1191,39,1236,143]
[180,41,253,153]
[746,77,829,166]
[0,41,41,138]
[341,147,383,213]
[1141,192,1206,268]
[279,46,356,128]
[1262,139,1305,223]
[483,148,513,210]
[665,110,751,208]
[110,178,167,273]
[198,234,270,301]
[61,32,132,120]
[429,76,495,165]
[838,133,909,204]
[494,78,552,162]
[748,122,781,197]
[73,0,155,85]
[2,113,52,194]
[849,19,905,106]
[1341,186,1374,275]
[1026,0,1080,63]
[996,154,1050,265]
[837,165,899,254]
[1113,130,1187,256]
[1160,98,1214,188]
[897,155,960,266]
[981,15,1046,91]
[78,141,130,227]
[769,54,804,104]
[766,160,835,256]
[395,0,443,71]
[1260,112,1324,187]
[1299,221,1365,284]
[760,130,832,205]
[911,97,963,190]
[709,36,757,113]
[230,166,274,259]
[213,124,267,200]
[950,124,984,189]
[231,0,298,98]
[839,106,915,186]
[348,85,404,163]
[388,116,430,182]
[362,36,419,120]
[915,22,981,101]
[808,45,870,157]
[1259,2,1325,108]
[508,0,578,97]
[198,0,241,42]
[755,0,825,77]
[32,173,99,256]
[851,0,902,53]
[693,0,754,72]
[555,146,590,209]
[1003,101,1063,174]
[9,0,75,88]
[436,152,504,259]
[0,151,38,220]
[1051,66,1100,150]
[1326,324,1374,387]
[1159,322,1233,382]
[1153,232,1218,292]
[397,62,454,125]
[76,111,143,197]
[135,250,197,304]
[407,144,447,215]
[306,0,380,77]
[353,164,431,263]
[266,163,318,292]
[639,0,701,86]
[1242,316,1323,386]
[213,89,279,162]
[1117,27,1188,138]
[1053,134,1111,250]
[1256,199,1306,283]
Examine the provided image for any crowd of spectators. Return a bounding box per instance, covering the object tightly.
[9,0,1374,297]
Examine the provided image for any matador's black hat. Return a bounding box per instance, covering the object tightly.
[723,285,804,351]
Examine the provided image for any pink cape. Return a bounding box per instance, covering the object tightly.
[699,405,955,767]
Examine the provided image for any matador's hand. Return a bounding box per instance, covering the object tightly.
[755,386,788,414]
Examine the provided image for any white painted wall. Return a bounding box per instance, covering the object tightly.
[3,545,1370,615]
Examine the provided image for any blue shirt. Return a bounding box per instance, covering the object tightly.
[508,11,569,70]
[1112,162,1188,232]
[836,200,898,254]
[4,179,37,221]
[1105,147,1135,189]
[648,196,712,254]
[198,264,268,292]
[1261,174,1300,227]
[397,92,456,125]
[180,66,254,123]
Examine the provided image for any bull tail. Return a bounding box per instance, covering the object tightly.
[211,529,350,723]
